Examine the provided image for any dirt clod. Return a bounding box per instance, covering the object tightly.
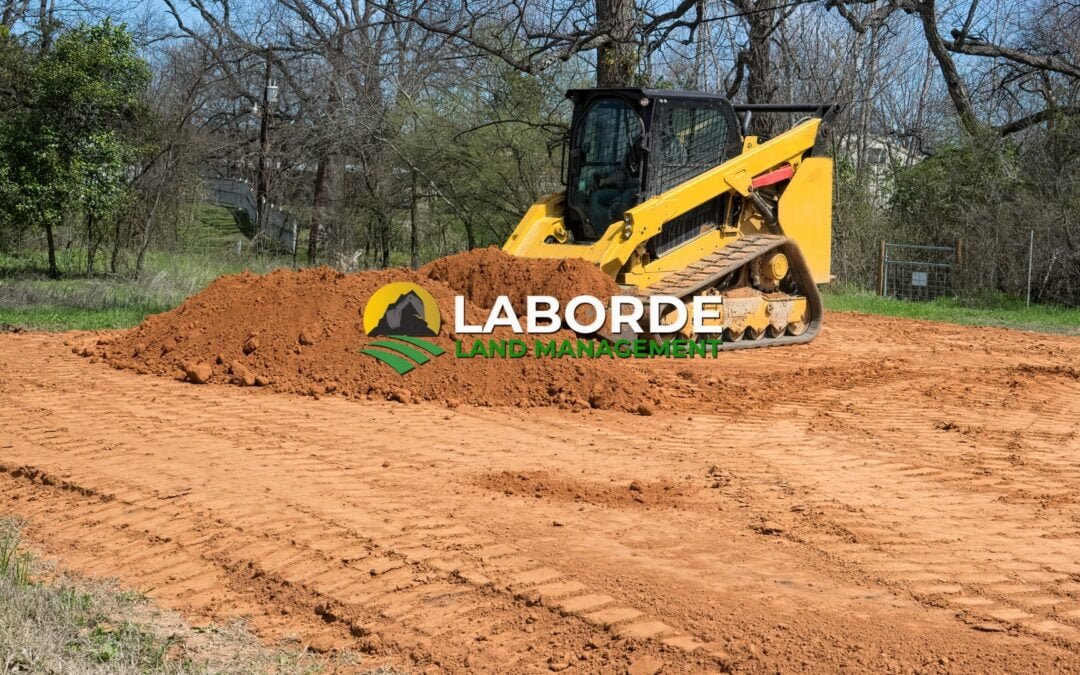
[183,362,212,384]
[628,655,664,675]
[305,633,337,654]
[229,361,256,387]
[753,521,785,536]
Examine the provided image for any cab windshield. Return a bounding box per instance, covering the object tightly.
[566,98,642,240]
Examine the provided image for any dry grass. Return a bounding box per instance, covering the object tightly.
[0,518,400,673]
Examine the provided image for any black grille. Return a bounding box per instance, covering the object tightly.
[649,102,731,196]
[647,196,725,258]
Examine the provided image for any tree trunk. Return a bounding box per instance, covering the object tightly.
[595,0,638,86]
[85,211,96,275]
[855,26,881,184]
[409,168,419,269]
[693,0,707,89]
[743,0,776,136]
[463,219,477,250]
[308,157,328,264]
[255,47,274,242]
[37,0,52,53]
[380,214,391,268]
[916,0,982,136]
[135,210,154,280]
[110,212,123,274]
[44,220,58,278]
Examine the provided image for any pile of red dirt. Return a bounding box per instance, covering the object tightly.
[422,246,622,310]
[91,248,664,411]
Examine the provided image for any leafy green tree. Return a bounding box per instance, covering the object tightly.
[0,20,149,277]
[889,132,1080,304]
[0,27,31,250]
[891,136,1019,242]
[399,67,566,258]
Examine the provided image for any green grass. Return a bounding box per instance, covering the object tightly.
[823,286,1080,335]
[190,204,253,245]
[0,306,159,331]
[0,247,297,331]
[0,518,385,673]
[0,517,183,673]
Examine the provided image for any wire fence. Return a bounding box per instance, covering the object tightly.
[879,242,959,301]
[878,234,1054,305]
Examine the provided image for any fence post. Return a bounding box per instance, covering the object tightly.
[955,239,963,294]
[878,240,886,296]
[1027,229,1034,307]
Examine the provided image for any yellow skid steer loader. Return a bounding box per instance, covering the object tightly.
[503,88,835,349]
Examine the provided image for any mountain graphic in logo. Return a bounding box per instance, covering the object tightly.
[370,291,437,337]
[361,282,444,375]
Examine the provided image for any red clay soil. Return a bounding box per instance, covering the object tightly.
[95,249,657,411]
[5,315,1080,673]
[421,246,621,310]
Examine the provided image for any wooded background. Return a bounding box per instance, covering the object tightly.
[0,0,1077,304]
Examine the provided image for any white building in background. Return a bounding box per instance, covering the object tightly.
[837,134,926,204]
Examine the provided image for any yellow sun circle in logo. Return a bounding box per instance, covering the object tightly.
[363,282,441,337]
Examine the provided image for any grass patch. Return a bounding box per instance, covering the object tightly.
[0,249,297,331]
[0,518,387,673]
[0,517,184,673]
[823,286,1080,335]
[189,204,253,245]
[0,306,161,331]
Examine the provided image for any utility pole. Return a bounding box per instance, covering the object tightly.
[255,46,276,243]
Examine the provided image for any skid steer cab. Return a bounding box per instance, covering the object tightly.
[504,87,836,349]
[564,89,745,243]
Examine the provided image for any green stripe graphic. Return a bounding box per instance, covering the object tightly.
[370,340,432,365]
[360,347,416,375]
[391,335,446,356]
[361,335,445,374]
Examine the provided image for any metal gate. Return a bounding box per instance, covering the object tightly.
[879,242,958,301]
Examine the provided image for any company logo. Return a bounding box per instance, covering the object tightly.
[364,282,441,337]
[361,281,725,376]
[360,282,445,374]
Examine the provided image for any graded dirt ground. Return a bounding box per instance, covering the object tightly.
[1,312,1079,673]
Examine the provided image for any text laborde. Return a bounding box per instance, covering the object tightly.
[452,294,724,335]
[451,294,726,360]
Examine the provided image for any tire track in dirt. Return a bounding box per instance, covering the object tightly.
[0,342,725,672]
[656,366,1080,653]
[2,316,1080,673]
